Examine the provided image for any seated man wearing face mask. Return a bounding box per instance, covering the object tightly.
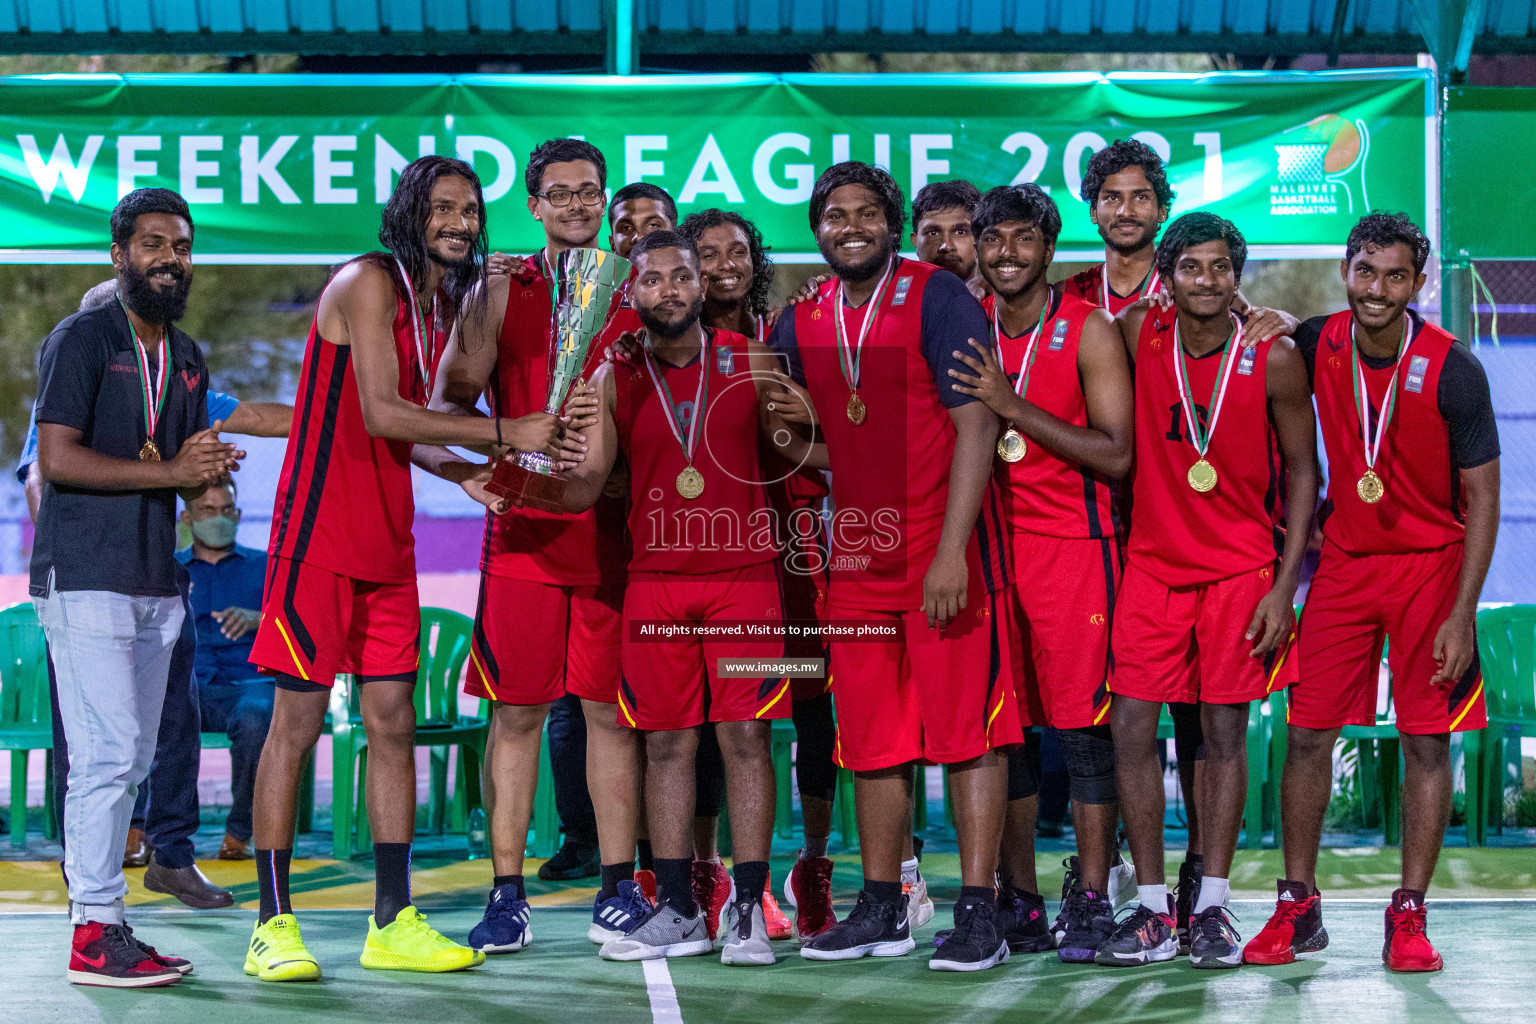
[175,480,272,860]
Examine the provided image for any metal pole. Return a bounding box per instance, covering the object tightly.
[606,0,638,76]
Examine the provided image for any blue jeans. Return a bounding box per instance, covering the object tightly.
[197,678,274,842]
[34,584,183,925]
[546,693,597,847]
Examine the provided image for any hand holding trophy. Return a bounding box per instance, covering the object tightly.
[486,247,633,512]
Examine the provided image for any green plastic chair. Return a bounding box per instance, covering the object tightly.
[1470,605,1536,845]
[331,608,490,859]
[0,603,54,849]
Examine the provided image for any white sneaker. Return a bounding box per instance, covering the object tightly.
[719,898,776,965]
[901,859,935,930]
[599,904,712,961]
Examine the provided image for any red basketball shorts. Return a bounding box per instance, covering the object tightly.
[619,561,792,731]
[464,574,623,706]
[1010,531,1119,730]
[1110,559,1296,705]
[250,556,419,686]
[828,592,1023,772]
[1291,541,1485,735]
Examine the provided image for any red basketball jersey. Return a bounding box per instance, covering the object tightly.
[1062,262,1165,316]
[269,256,445,584]
[1127,310,1285,588]
[983,290,1117,540]
[1313,310,1466,555]
[791,259,1009,610]
[614,328,775,576]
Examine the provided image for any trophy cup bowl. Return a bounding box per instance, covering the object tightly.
[486,247,633,512]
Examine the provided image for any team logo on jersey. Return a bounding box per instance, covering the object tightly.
[521,289,536,301]
[717,346,735,376]
[1260,566,1273,581]
[1405,354,1430,393]
[1049,319,1069,351]
[1089,613,1106,626]
[1237,345,1257,376]
[1329,355,1342,371]
[182,370,201,391]
[810,308,823,320]
[1148,335,1162,351]
[891,277,914,306]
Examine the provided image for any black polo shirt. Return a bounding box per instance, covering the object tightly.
[30,301,210,598]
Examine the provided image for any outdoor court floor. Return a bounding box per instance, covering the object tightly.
[2,848,1532,1024]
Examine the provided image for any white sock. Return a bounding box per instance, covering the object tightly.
[1194,877,1230,914]
[901,857,920,880]
[1138,884,1169,912]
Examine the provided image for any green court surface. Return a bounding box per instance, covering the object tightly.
[4,898,1531,1024]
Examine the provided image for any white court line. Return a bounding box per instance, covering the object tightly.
[642,958,685,1024]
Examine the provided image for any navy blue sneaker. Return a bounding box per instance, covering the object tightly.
[589,879,653,944]
[468,883,532,953]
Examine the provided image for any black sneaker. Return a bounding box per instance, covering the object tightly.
[1094,897,1178,966]
[1057,887,1114,964]
[1001,889,1053,953]
[800,891,914,961]
[1048,856,1085,947]
[930,895,1010,972]
[537,839,600,881]
[1175,858,1204,953]
[1189,905,1243,969]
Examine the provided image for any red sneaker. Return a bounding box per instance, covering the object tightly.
[761,875,792,940]
[124,924,194,975]
[68,923,183,988]
[633,869,657,904]
[1384,889,1443,972]
[692,858,733,941]
[786,853,837,939]
[1243,880,1328,965]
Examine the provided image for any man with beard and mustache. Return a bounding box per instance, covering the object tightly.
[1100,213,1317,970]
[1245,214,1498,974]
[425,138,652,957]
[245,156,580,982]
[769,162,1021,972]
[31,187,243,987]
[946,184,1133,965]
[557,230,816,966]
[911,180,987,301]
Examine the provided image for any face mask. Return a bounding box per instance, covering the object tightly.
[191,514,238,549]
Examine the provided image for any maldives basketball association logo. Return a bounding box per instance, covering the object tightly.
[1271,114,1370,217]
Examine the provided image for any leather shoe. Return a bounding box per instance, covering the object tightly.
[123,827,151,868]
[537,839,600,881]
[143,854,234,909]
[217,833,252,861]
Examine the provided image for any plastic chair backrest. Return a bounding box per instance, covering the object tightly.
[416,607,474,728]
[1476,605,1536,724]
[0,602,50,731]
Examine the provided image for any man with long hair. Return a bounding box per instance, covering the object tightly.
[244,156,581,981]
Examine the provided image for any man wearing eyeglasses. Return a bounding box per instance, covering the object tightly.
[421,138,648,958]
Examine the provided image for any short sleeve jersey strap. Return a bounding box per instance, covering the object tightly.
[29,302,210,598]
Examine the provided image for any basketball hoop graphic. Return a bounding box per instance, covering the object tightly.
[1271,115,1370,217]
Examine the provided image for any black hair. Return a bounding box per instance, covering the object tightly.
[912,180,982,225]
[1156,212,1248,285]
[524,138,607,197]
[110,188,192,249]
[679,208,774,317]
[970,184,1063,247]
[376,155,488,327]
[630,229,698,267]
[809,161,906,238]
[1345,211,1431,275]
[1080,138,1176,211]
[609,182,677,227]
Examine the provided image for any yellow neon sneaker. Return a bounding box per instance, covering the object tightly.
[245,914,322,982]
[360,906,485,972]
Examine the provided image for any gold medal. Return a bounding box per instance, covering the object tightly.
[1187,458,1217,493]
[139,439,161,462]
[997,427,1027,463]
[846,393,867,426]
[676,465,705,500]
[1357,468,1385,504]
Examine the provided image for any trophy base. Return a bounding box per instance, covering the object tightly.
[486,459,569,514]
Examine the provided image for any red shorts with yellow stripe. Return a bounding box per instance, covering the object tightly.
[1010,531,1119,730]
[464,575,623,706]
[828,592,1024,772]
[1109,560,1295,705]
[1291,541,1485,735]
[250,555,419,686]
[618,561,792,731]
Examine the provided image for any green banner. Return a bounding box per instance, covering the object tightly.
[0,70,1429,263]
[1445,86,1536,262]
